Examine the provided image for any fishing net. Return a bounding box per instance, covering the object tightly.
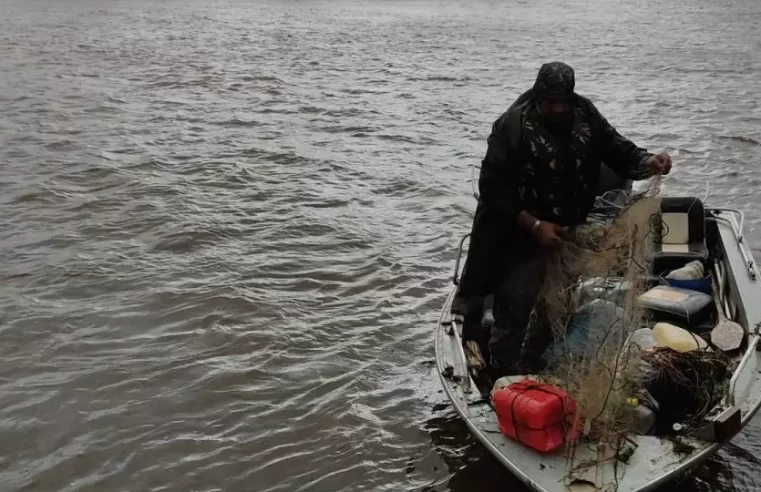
[639,347,731,434]
[534,176,663,447]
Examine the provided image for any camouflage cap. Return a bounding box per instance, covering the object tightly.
[532,62,576,99]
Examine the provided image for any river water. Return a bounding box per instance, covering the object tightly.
[1,0,761,490]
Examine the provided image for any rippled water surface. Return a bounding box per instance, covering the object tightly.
[2,0,761,490]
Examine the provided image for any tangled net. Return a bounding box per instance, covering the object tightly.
[535,176,663,448]
[639,347,731,433]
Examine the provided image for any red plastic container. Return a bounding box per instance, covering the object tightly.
[491,378,581,453]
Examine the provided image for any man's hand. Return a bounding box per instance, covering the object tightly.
[534,221,568,249]
[646,152,672,175]
[518,211,568,249]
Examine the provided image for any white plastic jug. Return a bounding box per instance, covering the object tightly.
[652,322,707,352]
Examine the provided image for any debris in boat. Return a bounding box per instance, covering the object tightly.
[463,340,493,398]
[441,319,454,336]
[670,436,696,456]
[639,347,731,434]
[690,421,715,441]
[465,340,486,370]
[617,443,636,463]
[441,365,462,383]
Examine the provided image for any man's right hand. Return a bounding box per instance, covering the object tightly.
[533,221,568,249]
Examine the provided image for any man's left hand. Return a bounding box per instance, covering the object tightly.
[646,152,672,175]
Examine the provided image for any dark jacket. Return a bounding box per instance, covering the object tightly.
[453,92,653,314]
[479,92,653,227]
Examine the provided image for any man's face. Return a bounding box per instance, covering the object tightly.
[539,96,572,124]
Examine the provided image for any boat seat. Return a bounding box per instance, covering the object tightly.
[638,285,714,329]
[652,197,709,274]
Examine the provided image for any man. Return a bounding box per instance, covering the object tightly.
[455,62,672,375]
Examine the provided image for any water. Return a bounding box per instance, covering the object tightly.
[1,0,761,490]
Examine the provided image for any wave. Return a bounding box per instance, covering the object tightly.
[718,135,760,146]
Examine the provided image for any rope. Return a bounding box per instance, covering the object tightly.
[505,381,575,449]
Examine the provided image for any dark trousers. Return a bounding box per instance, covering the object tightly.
[489,231,551,374]
[456,202,552,373]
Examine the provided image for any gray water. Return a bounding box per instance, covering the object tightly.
[2,0,761,490]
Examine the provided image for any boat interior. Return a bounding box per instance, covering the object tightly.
[436,163,761,492]
[450,162,761,437]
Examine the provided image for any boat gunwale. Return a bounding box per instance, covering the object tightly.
[435,287,550,492]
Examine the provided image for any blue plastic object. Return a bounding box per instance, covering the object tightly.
[542,300,625,369]
[662,273,713,295]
